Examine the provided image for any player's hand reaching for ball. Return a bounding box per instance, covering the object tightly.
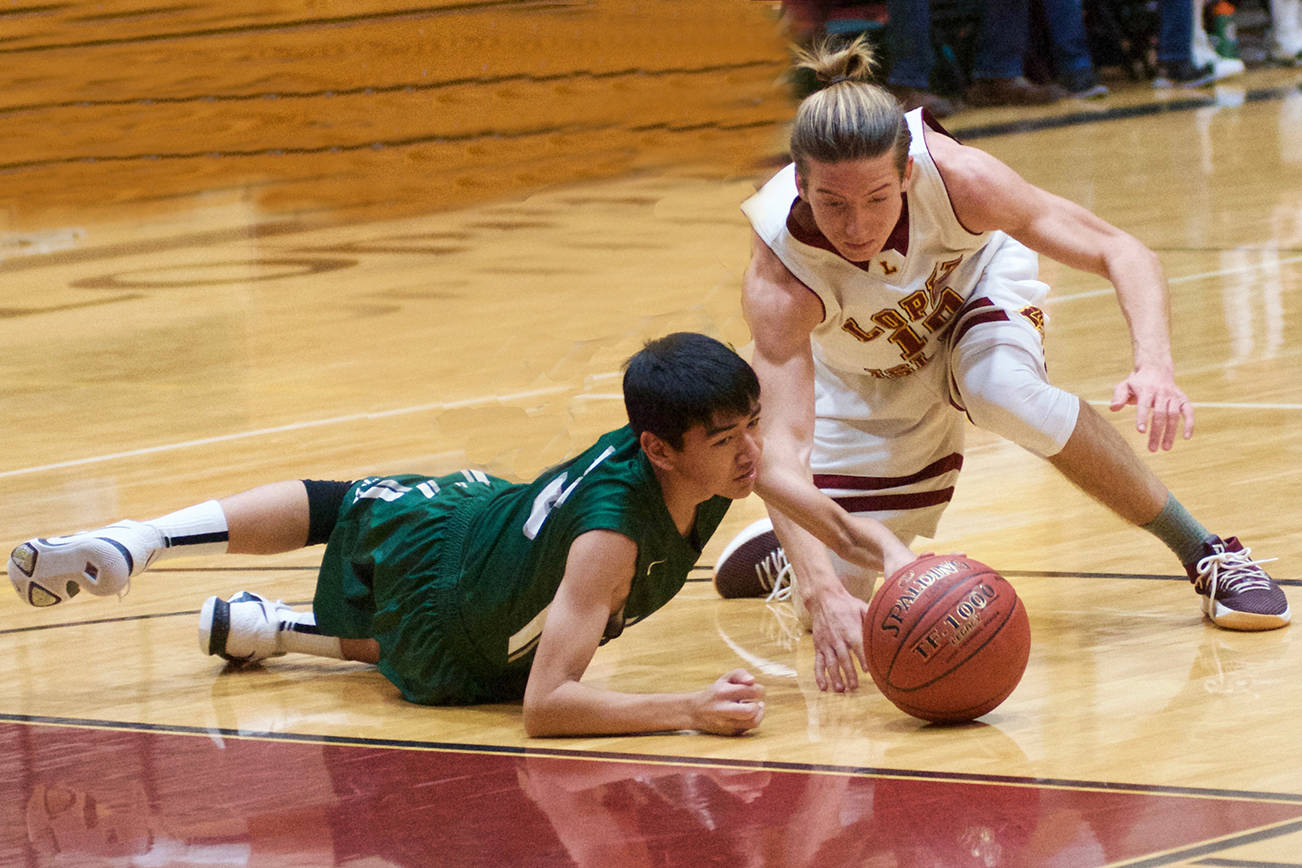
[694,669,765,735]
[808,588,870,693]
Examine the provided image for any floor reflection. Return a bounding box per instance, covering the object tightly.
[7,721,1302,866]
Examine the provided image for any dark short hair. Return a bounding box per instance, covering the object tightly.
[623,333,760,449]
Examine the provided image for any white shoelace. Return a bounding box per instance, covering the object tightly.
[1194,545,1278,599]
[759,548,794,603]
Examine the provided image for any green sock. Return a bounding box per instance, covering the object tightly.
[1141,495,1213,565]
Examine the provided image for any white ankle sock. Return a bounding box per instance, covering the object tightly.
[149,500,230,561]
[276,609,345,659]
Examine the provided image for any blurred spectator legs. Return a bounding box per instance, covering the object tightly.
[885,0,963,116]
[1042,0,1110,96]
[966,0,1067,105]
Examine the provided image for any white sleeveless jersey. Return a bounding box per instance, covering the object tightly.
[742,109,1023,381]
[740,109,1062,545]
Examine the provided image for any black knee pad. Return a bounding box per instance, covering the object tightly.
[302,479,354,545]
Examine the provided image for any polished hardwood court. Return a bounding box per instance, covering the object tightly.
[2,2,1300,865]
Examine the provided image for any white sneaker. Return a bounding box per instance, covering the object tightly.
[1209,57,1246,81]
[7,521,161,607]
[199,591,290,666]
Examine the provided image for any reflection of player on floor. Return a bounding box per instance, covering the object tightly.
[9,332,912,737]
[740,36,1289,693]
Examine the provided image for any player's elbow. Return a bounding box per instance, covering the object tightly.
[522,682,580,737]
[1102,230,1161,280]
[1137,243,1163,279]
[758,435,814,481]
[522,696,559,737]
[522,710,547,738]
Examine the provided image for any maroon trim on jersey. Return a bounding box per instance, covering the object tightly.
[786,196,826,248]
[813,452,964,491]
[831,487,956,513]
[945,296,1011,347]
[915,108,984,238]
[785,193,910,271]
[767,200,830,320]
[920,107,959,142]
[946,297,1015,414]
[883,197,910,254]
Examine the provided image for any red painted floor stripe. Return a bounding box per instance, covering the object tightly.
[4,721,1301,866]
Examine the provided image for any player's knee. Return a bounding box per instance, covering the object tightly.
[963,382,1069,456]
[955,346,1078,457]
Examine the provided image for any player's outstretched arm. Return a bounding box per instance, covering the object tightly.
[522,530,764,737]
[929,131,1194,452]
[742,233,882,693]
[756,468,915,577]
[755,468,917,694]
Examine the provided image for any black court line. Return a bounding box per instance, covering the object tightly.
[0,601,315,637]
[690,567,1302,586]
[140,566,318,572]
[7,560,1289,635]
[9,563,1292,596]
[1193,858,1302,867]
[1007,569,1302,586]
[5,561,1295,628]
[1,78,1294,175]
[0,82,1295,275]
[1126,822,1302,867]
[1149,245,1302,254]
[953,82,1302,142]
[3,711,1301,805]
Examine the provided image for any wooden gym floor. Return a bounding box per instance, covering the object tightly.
[1,2,1300,865]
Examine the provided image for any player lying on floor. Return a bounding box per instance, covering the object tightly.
[9,332,915,738]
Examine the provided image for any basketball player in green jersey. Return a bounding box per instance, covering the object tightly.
[9,332,915,737]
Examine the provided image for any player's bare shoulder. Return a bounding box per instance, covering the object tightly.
[925,128,1002,190]
[560,529,639,610]
[741,232,823,338]
[925,128,1024,234]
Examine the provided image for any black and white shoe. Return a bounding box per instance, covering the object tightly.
[199,591,290,665]
[1154,61,1216,88]
[8,521,161,607]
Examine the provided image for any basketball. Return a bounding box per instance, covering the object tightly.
[712,518,787,599]
[864,554,1030,723]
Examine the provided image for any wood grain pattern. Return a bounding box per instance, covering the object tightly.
[1,4,1301,862]
[2,0,789,222]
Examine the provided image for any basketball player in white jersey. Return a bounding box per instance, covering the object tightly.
[741,36,1289,694]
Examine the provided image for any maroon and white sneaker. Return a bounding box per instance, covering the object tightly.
[712,518,793,602]
[1186,537,1290,631]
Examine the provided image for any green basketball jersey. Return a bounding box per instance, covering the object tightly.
[314,425,731,704]
[459,425,730,663]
